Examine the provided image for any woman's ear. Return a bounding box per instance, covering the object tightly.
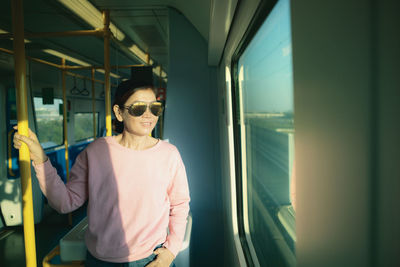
[113,105,123,122]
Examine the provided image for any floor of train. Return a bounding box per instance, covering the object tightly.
[0,203,87,267]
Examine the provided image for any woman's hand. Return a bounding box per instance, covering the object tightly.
[147,247,175,267]
[13,126,48,165]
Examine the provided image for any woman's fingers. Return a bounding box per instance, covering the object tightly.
[14,133,35,148]
[13,129,48,164]
[12,127,39,147]
[14,141,22,149]
[145,261,157,267]
[28,128,39,141]
[13,126,36,137]
[13,126,38,142]
[148,248,174,267]
[13,133,21,149]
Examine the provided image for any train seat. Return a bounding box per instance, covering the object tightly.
[59,212,192,266]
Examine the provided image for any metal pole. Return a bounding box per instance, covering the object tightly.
[103,10,111,137]
[26,29,102,38]
[0,29,102,39]
[1,46,120,86]
[61,58,72,225]
[159,66,163,139]
[91,68,97,139]
[146,54,151,136]
[0,47,63,69]
[159,65,162,88]
[64,64,145,70]
[65,71,105,84]
[11,0,37,266]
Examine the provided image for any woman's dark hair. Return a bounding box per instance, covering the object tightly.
[112,79,157,133]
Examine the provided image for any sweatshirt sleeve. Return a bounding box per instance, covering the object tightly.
[163,151,190,257]
[33,150,89,214]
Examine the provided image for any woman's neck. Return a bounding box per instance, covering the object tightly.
[115,132,156,150]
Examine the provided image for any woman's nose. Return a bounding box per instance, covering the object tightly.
[142,106,152,117]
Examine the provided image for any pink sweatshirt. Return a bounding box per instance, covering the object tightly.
[33,136,190,262]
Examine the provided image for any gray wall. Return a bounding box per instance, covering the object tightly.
[292,0,400,266]
[375,0,400,265]
[163,8,224,267]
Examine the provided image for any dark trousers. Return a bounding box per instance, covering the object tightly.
[85,244,176,267]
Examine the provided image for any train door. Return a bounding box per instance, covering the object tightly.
[0,57,44,230]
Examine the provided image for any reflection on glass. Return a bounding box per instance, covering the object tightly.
[237,0,295,265]
[33,97,63,149]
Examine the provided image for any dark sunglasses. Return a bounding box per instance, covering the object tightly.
[123,101,164,117]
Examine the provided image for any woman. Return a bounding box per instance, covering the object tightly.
[14,79,190,267]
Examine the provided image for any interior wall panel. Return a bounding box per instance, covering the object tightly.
[164,8,224,267]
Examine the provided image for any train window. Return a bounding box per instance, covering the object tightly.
[234,0,295,265]
[33,97,64,149]
[74,112,98,141]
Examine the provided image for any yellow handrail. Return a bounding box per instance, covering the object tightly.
[103,10,112,137]
[91,68,97,139]
[6,5,119,267]
[12,0,37,266]
[42,246,84,267]
[61,58,72,226]
[8,129,16,177]
[159,66,164,139]
[0,29,102,39]
[0,47,117,86]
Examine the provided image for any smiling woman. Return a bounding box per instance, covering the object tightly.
[1,0,398,266]
[112,82,160,137]
[12,75,190,267]
[112,85,161,148]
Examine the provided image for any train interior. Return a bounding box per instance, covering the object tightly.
[0,0,399,266]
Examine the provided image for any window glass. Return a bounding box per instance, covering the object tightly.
[74,112,98,141]
[33,97,64,149]
[236,0,295,265]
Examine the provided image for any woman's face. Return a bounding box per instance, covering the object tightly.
[117,89,159,137]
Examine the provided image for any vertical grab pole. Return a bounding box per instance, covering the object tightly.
[159,66,163,139]
[91,68,97,139]
[11,0,37,266]
[61,58,72,225]
[103,10,111,137]
[146,54,151,136]
[159,65,162,88]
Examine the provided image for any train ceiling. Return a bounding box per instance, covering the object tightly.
[0,0,237,81]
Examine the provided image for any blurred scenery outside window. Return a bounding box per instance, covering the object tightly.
[33,97,63,149]
[74,112,98,141]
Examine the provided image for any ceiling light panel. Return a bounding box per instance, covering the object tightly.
[0,28,31,43]
[128,44,151,64]
[42,49,90,66]
[57,0,125,41]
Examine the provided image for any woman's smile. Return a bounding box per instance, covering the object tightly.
[140,121,153,127]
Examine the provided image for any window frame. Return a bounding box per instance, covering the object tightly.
[230,0,297,266]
